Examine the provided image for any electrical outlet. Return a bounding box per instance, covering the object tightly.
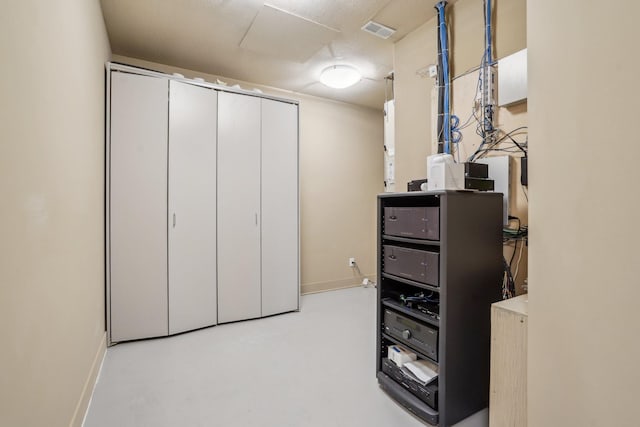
[428,64,438,78]
[349,257,355,267]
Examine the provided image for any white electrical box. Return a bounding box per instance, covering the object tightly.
[477,156,511,225]
[498,49,527,107]
[427,154,465,191]
[384,100,395,192]
[477,66,497,106]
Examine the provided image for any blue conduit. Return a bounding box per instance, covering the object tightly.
[485,0,492,64]
[483,0,495,135]
[435,2,451,154]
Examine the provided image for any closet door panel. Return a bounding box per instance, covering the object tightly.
[109,72,169,342]
[217,92,262,323]
[261,100,299,316]
[168,81,218,334]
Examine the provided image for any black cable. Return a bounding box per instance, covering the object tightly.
[509,239,518,268]
[469,127,528,162]
[508,216,521,231]
[502,256,516,299]
[505,133,527,156]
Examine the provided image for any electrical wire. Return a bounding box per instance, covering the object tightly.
[513,238,525,284]
[502,216,528,298]
[468,127,528,162]
[452,63,483,81]
[508,239,519,268]
[504,133,527,156]
[502,256,516,299]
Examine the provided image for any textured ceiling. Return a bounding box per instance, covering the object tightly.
[100,0,455,110]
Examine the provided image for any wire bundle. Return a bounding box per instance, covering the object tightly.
[502,217,528,299]
[400,291,440,305]
[435,1,451,154]
[468,126,528,162]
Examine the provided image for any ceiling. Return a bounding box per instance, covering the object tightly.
[100,0,451,109]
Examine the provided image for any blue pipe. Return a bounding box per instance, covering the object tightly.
[435,2,450,154]
[485,0,492,64]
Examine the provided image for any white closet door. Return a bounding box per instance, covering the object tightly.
[168,81,218,334]
[217,92,262,323]
[109,72,168,342]
[261,100,299,316]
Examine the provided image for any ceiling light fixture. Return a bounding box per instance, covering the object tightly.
[320,65,361,89]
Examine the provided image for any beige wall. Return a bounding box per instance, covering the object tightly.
[299,97,382,293]
[394,0,526,187]
[112,55,384,293]
[0,1,111,426]
[393,0,528,292]
[393,21,436,189]
[528,1,640,425]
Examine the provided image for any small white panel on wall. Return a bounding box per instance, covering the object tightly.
[384,100,395,192]
[498,49,527,107]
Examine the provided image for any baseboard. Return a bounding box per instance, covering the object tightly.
[70,332,106,427]
[301,275,375,295]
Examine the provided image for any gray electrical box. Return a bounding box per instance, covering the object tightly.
[383,245,439,286]
[384,207,439,240]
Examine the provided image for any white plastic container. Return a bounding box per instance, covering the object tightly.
[427,153,465,191]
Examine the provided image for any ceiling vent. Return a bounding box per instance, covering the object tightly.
[361,20,396,39]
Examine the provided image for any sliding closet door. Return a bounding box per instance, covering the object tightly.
[109,72,168,342]
[217,92,262,323]
[168,81,218,334]
[261,99,299,316]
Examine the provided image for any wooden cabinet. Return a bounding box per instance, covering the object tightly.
[489,295,528,427]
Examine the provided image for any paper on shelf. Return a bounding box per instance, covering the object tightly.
[404,359,438,385]
[388,345,417,367]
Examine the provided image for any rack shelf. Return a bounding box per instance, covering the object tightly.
[376,191,503,426]
[382,298,440,328]
[381,333,437,363]
[378,372,440,425]
[382,235,441,247]
[381,273,440,293]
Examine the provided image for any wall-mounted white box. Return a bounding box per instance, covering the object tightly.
[498,48,527,107]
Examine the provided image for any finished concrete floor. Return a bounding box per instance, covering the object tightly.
[84,286,486,427]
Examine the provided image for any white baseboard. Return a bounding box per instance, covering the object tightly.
[301,274,375,295]
[70,332,106,427]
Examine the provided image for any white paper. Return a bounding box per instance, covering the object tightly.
[404,360,438,384]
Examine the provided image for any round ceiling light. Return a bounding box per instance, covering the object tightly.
[320,65,361,89]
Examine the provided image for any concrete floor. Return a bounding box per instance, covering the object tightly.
[84,287,487,427]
